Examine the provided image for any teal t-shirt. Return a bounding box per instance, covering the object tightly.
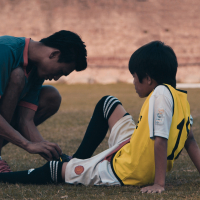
[0,36,44,110]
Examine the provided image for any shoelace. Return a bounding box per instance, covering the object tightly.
[59,154,72,162]
[0,160,12,172]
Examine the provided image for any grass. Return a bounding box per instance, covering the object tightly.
[1,83,200,199]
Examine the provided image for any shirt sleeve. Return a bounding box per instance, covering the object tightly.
[0,45,14,98]
[18,78,44,111]
[149,86,173,139]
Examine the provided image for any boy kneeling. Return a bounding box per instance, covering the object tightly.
[0,41,197,194]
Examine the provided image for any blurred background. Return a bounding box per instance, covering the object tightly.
[0,0,199,83]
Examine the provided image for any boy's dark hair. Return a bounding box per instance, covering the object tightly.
[40,30,87,71]
[129,41,177,88]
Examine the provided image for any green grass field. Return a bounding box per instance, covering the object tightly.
[1,83,200,200]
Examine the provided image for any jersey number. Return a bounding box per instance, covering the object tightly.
[136,116,142,129]
[167,119,184,160]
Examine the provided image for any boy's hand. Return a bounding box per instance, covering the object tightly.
[26,141,62,161]
[141,184,165,193]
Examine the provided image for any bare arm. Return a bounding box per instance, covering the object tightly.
[18,107,45,142]
[0,114,30,149]
[0,67,61,160]
[141,136,167,193]
[185,127,200,172]
[0,112,61,160]
[17,106,62,160]
[0,68,31,149]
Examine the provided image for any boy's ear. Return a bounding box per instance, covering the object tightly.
[49,50,60,59]
[146,75,153,85]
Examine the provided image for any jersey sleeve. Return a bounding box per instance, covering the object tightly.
[149,86,173,139]
[18,79,44,111]
[0,45,14,98]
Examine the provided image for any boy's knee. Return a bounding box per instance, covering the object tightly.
[96,95,122,120]
[39,86,62,114]
[47,88,61,113]
[97,95,110,106]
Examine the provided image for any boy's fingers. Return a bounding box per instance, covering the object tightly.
[40,153,52,161]
[141,185,164,194]
[47,142,62,156]
[43,142,62,159]
[141,187,148,193]
[40,149,53,160]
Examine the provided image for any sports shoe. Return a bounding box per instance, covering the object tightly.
[59,154,72,162]
[0,159,12,172]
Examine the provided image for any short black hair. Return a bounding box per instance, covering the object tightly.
[129,41,177,88]
[40,30,87,71]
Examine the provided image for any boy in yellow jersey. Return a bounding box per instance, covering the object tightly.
[0,41,199,194]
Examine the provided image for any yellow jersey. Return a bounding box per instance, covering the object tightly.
[112,84,190,186]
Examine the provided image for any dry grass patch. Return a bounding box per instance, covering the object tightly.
[1,83,200,199]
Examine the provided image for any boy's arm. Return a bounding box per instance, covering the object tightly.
[17,106,62,161]
[185,127,200,172]
[141,136,167,193]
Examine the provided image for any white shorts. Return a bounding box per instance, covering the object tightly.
[64,115,136,186]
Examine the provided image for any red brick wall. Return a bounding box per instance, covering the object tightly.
[0,0,199,67]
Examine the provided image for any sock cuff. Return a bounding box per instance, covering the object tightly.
[49,161,63,183]
[103,96,122,120]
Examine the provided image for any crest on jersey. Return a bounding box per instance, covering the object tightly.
[156,108,165,125]
[75,165,84,175]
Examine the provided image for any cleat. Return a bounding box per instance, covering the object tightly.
[59,154,72,162]
[0,159,12,172]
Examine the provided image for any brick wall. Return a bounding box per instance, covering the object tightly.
[0,0,199,82]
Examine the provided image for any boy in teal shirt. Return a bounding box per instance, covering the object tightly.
[0,30,87,172]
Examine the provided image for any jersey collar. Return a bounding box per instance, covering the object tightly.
[23,38,31,78]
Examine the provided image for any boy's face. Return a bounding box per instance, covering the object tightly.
[132,73,156,98]
[37,52,76,81]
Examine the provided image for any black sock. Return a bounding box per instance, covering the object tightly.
[73,95,122,159]
[0,161,63,184]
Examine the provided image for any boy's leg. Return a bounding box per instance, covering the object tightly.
[63,111,135,186]
[0,161,64,184]
[0,68,25,154]
[108,104,126,131]
[73,95,127,159]
[0,68,25,172]
[33,85,61,126]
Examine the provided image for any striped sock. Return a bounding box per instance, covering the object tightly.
[103,96,122,120]
[73,95,122,159]
[49,161,63,183]
[0,161,63,184]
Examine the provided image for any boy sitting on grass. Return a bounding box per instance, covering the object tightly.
[0,41,198,194]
